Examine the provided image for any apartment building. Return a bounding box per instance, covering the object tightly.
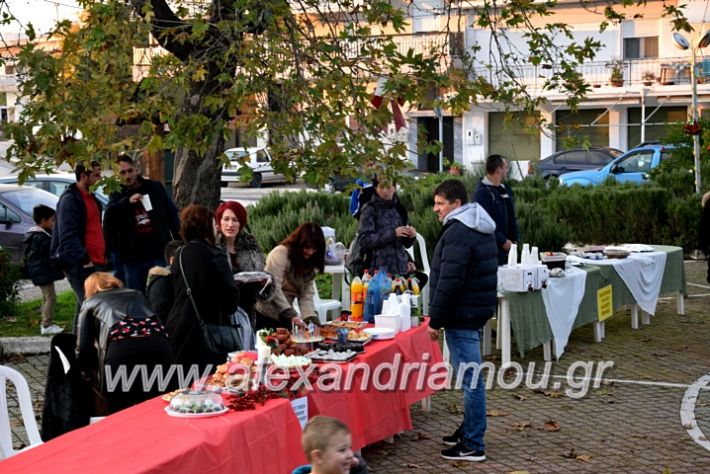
[459,0,710,170]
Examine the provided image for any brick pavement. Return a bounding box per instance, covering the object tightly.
[2,261,709,472]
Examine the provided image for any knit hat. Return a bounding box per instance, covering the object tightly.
[215,201,247,233]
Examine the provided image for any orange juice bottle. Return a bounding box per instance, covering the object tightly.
[350,276,364,321]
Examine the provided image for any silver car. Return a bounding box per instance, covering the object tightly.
[0,184,59,263]
[0,173,109,206]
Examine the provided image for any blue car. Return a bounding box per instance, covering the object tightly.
[560,144,676,186]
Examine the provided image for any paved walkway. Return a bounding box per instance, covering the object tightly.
[2,261,709,472]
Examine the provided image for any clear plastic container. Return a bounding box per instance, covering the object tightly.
[168,390,225,414]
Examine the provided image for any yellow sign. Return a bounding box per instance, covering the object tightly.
[597,285,613,321]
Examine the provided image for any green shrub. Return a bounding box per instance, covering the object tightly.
[662,196,703,249]
[248,190,356,251]
[516,200,572,251]
[0,248,21,317]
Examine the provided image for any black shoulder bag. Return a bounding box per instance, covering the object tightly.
[177,246,242,357]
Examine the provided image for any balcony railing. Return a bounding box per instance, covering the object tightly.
[0,75,18,91]
[342,32,464,62]
[472,57,700,90]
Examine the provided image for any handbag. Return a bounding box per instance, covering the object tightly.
[230,306,256,350]
[177,246,243,357]
[344,234,370,278]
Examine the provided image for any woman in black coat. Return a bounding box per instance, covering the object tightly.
[167,204,240,373]
[358,180,424,276]
[77,272,172,414]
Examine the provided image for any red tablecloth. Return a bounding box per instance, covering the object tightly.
[1,321,443,473]
[0,397,306,474]
[308,320,444,449]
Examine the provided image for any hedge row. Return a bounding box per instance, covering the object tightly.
[247,173,703,256]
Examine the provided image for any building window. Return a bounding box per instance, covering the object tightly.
[624,37,658,59]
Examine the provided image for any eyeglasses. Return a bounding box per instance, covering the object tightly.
[119,168,135,176]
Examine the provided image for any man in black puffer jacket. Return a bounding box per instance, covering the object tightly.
[427,179,497,464]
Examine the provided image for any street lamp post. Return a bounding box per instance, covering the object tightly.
[434,102,444,173]
[672,31,710,194]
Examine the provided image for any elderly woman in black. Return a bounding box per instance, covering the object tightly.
[76,272,171,414]
[167,204,240,373]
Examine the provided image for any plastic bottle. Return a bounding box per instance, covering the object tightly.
[362,269,371,308]
[399,294,411,331]
[363,274,378,322]
[392,275,407,295]
[409,277,420,296]
[404,289,418,317]
[350,276,364,321]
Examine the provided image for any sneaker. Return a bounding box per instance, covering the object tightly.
[41,324,64,335]
[440,442,486,462]
[442,425,463,446]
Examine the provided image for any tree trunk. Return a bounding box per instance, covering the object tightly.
[172,135,225,210]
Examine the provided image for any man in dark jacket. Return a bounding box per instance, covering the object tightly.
[50,162,106,332]
[472,154,520,265]
[104,155,179,293]
[428,179,497,463]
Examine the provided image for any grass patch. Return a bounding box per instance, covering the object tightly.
[0,290,76,337]
[0,274,336,337]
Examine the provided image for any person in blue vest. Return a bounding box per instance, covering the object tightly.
[472,154,520,265]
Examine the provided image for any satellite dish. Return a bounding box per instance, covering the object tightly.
[673,32,690,50]
[699,31,710,49]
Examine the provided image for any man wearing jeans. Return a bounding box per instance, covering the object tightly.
[104,155,179,293]
[428,179,498,462]
[51,162,106,333]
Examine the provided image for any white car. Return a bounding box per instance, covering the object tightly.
[221,147,287,188]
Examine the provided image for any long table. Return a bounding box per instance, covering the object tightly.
[493,245,686,366]
[2,321,442,473]
[308,320,443,450]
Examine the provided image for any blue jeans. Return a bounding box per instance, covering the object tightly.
[445,328,486,452]
[123,258,166,294]
[65,265,99,334]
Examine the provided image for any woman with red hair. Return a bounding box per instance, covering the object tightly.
[256,223,325,329]
[215,201,273,321]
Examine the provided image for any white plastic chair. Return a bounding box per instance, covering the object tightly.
[0,365,43,459]
[312,281,341,324]
[294,282,342,324]
[405,233,430,315]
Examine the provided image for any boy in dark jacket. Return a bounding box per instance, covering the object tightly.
[24,205,65,335]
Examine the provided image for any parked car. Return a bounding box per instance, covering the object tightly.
[0,184,59,263]
[221,147,287,188]
[559,144,675,187]
[530,147,623,180]
[0,173,109,206]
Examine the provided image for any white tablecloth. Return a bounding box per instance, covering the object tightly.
[568,251,667,315]
[540,266,587,359]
